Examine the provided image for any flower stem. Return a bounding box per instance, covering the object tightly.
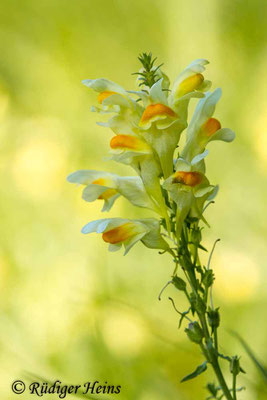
[233,373,237,400]
[214,327,218,352]
[176,221,234,400]
[211,357,233,400]
[198,310,233,400]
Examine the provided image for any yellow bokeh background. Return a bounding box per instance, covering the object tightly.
[0,0,266,399]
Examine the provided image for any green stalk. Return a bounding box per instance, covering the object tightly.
[198,310,233,400]
[212,357,233,400]
[177,221,234,400]
[232,373,237,400]
[214,327,218,352]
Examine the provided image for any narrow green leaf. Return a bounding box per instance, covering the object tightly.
[181,361,208,382]
[198,243,208,251]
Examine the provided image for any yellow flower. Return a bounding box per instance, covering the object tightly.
[82,218,169,254]
[97,91,117,104]
[172,171,203,187]
[67,170,157,212]
[177,73,204,97]
[108,134,169,225]
[92,178,117,200]
[110,135,151,152]
[139,103,177,128]
[102,222,140,244]
[201,118,221,137]
[171,59,211,104]
[163,156,215,240]
[182,89,235,162]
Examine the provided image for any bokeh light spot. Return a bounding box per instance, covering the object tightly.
[13,135,67,199]
[101,309,147,357]
[214,250,260,302]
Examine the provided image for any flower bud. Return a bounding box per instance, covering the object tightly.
[230,356,241,375]
[207,308,220,331]
[202,269,215,288]
[185,322,204,344]
[172,276,187,291]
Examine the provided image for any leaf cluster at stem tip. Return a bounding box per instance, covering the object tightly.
[132,52,163,88]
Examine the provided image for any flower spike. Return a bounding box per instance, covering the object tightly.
[68,53,239,400]
[70,53,234,255]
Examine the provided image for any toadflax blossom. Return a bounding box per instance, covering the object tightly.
[82,78,142,135]
[108,133,169,220]
[182,88,235,162]
[81,218,170,255]
[67,170,157,212]
[170,59,211,103]
[68,53,244,400]
[163,151,216,238]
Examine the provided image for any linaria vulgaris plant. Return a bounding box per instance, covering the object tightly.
[68,53,246,399]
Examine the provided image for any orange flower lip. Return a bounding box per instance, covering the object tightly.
[110,135,150,152]
[178,73,204,96]
[97,91,117,104]
[172,171,202,187]
[92,178,117,200]
[140,103,177,125]
[201,118,221,137]
[102,222,138,244]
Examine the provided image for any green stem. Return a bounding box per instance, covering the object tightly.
[233,373,237,400]
[186,268,198,294]
[199,336,233,399]
[184,288,191,303]
[198,309,233,399]
[198,312,210,339]
[212,357,233,400]
[214,327,218,352]
[175,221,234,400]
[184,274,233,398]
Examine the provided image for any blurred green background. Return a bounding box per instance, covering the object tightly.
[0,0,266,399]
